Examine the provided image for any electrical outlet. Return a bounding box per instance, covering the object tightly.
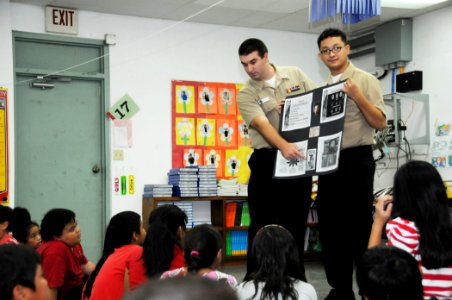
[113,149,124,161]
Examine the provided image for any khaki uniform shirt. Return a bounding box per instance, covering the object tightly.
[326,62,386,149]
[237,65,317,149]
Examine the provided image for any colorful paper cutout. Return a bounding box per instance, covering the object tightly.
[203,149,224,177]
[196,118,216,146]
[225,150,240,177]
[198,85,218,114]
[175,85,195,114]
[175,117,195,146]
[237,117,251,147]
[183,148,203,167]
[217,119,237,148]
[217,84,237,115]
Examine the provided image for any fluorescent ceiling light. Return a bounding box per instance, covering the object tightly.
[381,0,448,9]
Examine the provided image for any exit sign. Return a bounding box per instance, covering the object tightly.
[46,6,78,35]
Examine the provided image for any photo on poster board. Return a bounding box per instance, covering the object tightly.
[274,80,347,178]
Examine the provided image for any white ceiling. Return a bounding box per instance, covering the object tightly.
[10,0,452,36]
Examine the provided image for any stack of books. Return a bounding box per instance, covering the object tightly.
[225,230,248,256]
[217,178,239,196]
[168,168,198,197]
[238,184,248,196]
[143,184,173,198]
[198,165,217,197]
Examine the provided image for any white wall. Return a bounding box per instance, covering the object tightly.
[5,3,324,216]
[3,2,452,216]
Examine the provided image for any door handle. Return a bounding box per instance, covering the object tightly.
[92,165,100,174]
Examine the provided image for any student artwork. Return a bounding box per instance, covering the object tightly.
[217,119,237,148]
[172,80,251,178]
[204,149,223,177]
[236,146,253,184]
[198,85,218,114]
[196,118,216,146]
[435,123,450,136]
[225,150,240,177]
[183,149,202,167]
[237,118,251,147]
[175,118,195,146]
[176,85,195,114]
[217,85,237,115]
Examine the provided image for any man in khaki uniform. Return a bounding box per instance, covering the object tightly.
[236,38,317,278]
[316,28,386,300]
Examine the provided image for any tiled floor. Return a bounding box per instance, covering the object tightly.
[221,261,360,300]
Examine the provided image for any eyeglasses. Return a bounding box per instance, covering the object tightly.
[320,46,343,56]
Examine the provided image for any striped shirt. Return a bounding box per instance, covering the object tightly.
[386,217,452,299]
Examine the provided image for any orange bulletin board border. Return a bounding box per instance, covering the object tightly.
[172,80,251,178]
[0,88,9,204]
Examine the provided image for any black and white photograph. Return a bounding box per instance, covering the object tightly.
[320,82,347,124]
[316,132,342,172]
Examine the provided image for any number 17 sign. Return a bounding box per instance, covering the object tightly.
[107,94,140,120]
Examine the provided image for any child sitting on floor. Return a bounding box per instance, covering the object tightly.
[142,204,188,278]
[160,224,237,288]
[83,211,147,300]
[12,207,42,250]
[38,208,95,300]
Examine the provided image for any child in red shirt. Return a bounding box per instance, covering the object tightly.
[38,208,95,300]
[142,204,188,278]
[83,211,147,300]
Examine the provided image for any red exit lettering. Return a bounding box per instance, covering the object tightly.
[52,9,74,26]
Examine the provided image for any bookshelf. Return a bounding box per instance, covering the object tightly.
[142,196,249,263]
[142,195,321,264]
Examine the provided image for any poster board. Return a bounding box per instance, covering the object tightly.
[0,88,9,204]
[171,80,252,179]
[274,81,347,178]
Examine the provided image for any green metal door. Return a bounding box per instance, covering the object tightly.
[13,32,109,261]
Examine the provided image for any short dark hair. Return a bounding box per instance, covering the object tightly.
[124,276,238,300]
[0,244,41,300]
[356,245,423,300]
[0,205,13,228]
[317,28,348,48]
[40,208,76,241]
[238,38,268,58]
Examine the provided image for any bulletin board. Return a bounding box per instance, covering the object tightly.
[172,80,252,179]
[0,88,9,204]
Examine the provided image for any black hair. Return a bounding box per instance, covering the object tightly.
[245,225,304,300]
[317,28,348,49]
[11,207,39,245]
[15,221,40,245]
[184,224,222,273]
[124,276,238,300]
[238,38,268,58]
[40,208,76,241]
[356,245,423,300]
[0,244,41,300]
[83,211,141,299]
[0,205,13,229]
[391,160,452,269]
[143,205,187,278]
[11,207,31,231]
